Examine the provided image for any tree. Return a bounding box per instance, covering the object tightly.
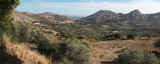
[0,0,20,37]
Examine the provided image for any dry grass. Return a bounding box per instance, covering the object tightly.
[2,35,50,64]
[9,44,50,64]
[2,34,11,49]
[81,39,160,64]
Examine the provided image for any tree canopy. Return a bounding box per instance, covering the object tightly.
[0,0,20,37]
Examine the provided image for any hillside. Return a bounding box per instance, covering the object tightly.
[12,10,76,23]
[3,0,160,64]
[0,35,50,64]
[78,9,160,24]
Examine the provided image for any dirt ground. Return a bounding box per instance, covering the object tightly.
[23,35,160,64]
[81,39,160,64]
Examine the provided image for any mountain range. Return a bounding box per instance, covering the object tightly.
[12,10,76,23]
[78,10,160,24]
[12,10,160,25]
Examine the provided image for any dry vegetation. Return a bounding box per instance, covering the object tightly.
[0,35,50,64]
[81,39,160,64]
[2,33,160,64]
[3,0,160,64]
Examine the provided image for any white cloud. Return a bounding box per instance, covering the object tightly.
[23,0,160,16]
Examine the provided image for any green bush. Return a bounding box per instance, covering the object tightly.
[0,21,30,43]
[116,49,144,64]
[62,39,90,64]
[114,33,123,39]
[45,39,90,63]
[116,49,159,64]
[29,29,46,44]
[127,34,137,39]
[18,23,30,42]
[143,52,159,64]
[9,21,20,42]
[77,35,85,39]
[50,43,64,61]
[37,39,53,55]
[60,31,74,39]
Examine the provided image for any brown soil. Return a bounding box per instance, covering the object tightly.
[81,39,160,64]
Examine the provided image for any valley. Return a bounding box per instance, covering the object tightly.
[11,9,160,64]
[1,0,160,64]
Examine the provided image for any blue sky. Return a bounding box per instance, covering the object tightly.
[16,0,160,16]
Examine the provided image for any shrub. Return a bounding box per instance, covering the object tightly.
[60,31,74,39]
[62,39,90,64]
[37,37,53,55]
[116,49,144,64]
[37,39,90,63]
[114,33,123,39]
[127,34,137,39]
[143,52,159,64]
[50,43,64,61]
[105,33,123,40]
[116,49,159,64]
[29,29,46,44]
[77,35,85,39]
[154,40,160,48]
[9,21,20,42]
[18,23,30,42]
[37,42,63,62]
[31,29,57,55]
[152,51,160,58]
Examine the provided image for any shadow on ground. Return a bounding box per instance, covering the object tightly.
[152,51,160,58]
[0,48,23,64]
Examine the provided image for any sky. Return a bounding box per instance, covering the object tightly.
[16,0,160,17]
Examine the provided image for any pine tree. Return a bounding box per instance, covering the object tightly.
[0,0,20,37]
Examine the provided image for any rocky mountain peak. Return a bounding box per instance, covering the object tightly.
[128,9,141,16]
[96,10,115,14]
[78,9,160,24]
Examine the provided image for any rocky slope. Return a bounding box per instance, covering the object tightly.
[78,9,160,24]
